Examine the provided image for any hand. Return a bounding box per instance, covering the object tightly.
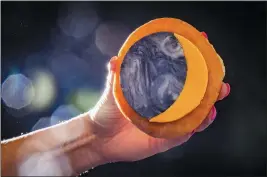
[0,32,230,177]
[89,58,230,163]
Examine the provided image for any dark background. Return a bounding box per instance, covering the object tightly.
[1,1,266,176]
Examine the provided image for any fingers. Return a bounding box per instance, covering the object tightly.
[107,56,117,72]
[89,56,121,128]
[101,55,118,101]
[155,103,216,152]
[192,31,231,133]
[195,83,230,132]
[201,31,208,39]
[106,56,118,89]
[201,31,230,100]
[218,83,231,101]
[195,106,217,132]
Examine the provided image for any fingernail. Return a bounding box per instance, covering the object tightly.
[211,106,217,121]
[225,83,231,97]
[201,31,208,39]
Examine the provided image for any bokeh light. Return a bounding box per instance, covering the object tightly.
[68,88,101,112]
[1,74,35,110]
[49,51,91,90]
[32,104,81,132]
[48,104,85,147]
[58,3,99,39]
[95,21,130,57]
[29,70,56,111]
[50,104,81,126]
[24,51,51,71]
[31,104,85,160]
[31,117,51,131]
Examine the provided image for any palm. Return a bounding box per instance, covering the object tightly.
[91,91,190,162]
[102,119,161,162]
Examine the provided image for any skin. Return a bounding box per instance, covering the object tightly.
[1,33,231,176]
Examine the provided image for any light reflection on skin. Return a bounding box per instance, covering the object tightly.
[19,113,88,176]
[18,144,73,176]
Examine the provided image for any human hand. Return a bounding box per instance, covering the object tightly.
[89,32,231,163]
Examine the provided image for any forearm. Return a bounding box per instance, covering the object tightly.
[1,113,106,176]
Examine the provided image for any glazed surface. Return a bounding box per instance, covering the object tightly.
[120,32,187,119]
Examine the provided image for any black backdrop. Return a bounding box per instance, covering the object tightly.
[1,1,266,176]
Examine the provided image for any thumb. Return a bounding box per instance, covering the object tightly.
[89,56,121,128]
[105,56,117,96]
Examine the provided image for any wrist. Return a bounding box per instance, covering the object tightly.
[57,113,108,175]
[22,113,108,176]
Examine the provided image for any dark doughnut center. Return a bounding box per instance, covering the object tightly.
[120,32,187,119]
